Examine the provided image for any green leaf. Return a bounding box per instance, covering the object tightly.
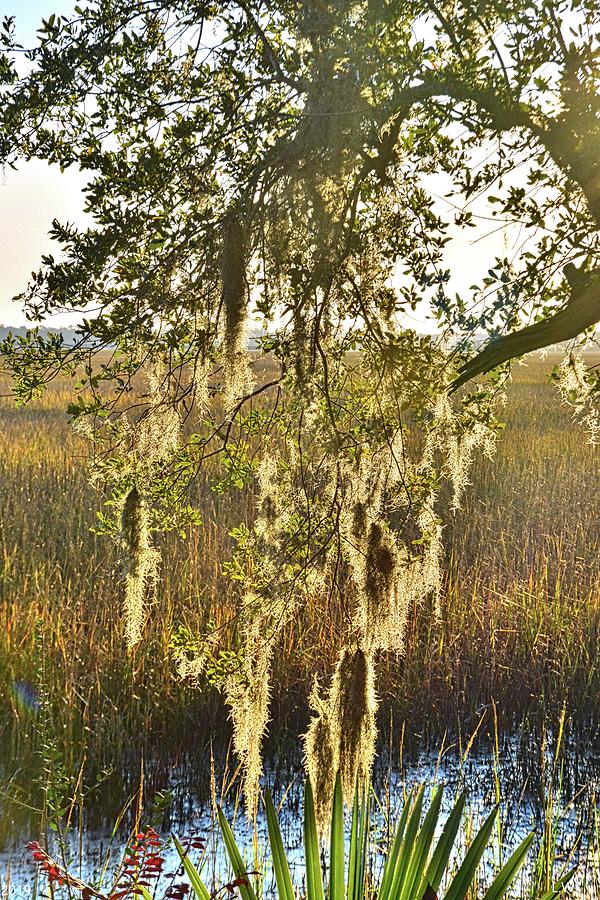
[137,887,155,900]
[329,773,345,900]
[265,789,295,900]
[378,789,414,900]
[172,834,211,900]
[304,779,325,900]
[539,867,578,900]
[347,783,362,900]
[481,832,534,900]
[347,782,369,900]
[217,806,258,900]
[443,806,498,900]
[387,785,426,900]
[425,792,466,894]
[403,786,443,900]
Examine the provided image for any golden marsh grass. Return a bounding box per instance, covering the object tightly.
[0,353,598,801]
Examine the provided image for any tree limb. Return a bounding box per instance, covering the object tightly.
[449,267,600,392]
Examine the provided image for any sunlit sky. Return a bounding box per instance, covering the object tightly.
[0,0,509,330]
[0,0,82,325]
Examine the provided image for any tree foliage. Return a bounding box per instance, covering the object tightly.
[0,0,599,812]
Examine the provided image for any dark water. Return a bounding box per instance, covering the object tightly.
[3,731,600,898]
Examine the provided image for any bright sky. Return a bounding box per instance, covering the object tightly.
[0,0,83,325]
[0,0,509,331]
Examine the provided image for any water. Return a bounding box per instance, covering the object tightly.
[2,734,600,897]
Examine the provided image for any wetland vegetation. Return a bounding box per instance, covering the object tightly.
[1,356,599,895]
[2,0,600,895]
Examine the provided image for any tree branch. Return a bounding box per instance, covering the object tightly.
[449,267,600,391]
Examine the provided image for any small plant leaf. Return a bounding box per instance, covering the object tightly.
[425,792,466,895]
[217,807,258,900]
[481,832,534,900]
[443,805,498,900]
[304,779,325,900]
[172,833,211,900]
[265,789,295,900]
[539,866,578,900]
[329,773,345,900]
[379,789,414,900]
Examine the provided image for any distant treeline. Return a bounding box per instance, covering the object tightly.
[0,324,82,344]
[0,325,593,355]
[0,325,266,350]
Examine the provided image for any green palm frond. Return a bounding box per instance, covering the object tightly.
[173,775,574,900]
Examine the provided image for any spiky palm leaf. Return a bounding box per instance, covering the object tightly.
[174,775,574,900]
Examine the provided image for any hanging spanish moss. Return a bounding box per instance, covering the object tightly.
[120,485,160,650]
[138,362,182,464]
[116,361,183,649]
[422,393,499,510]
[292,302,312,394]
[221,212,252,412]
[304,680,335,832]
[293,363,501,817]
[555,353,600,443]
[133,182,503,815]
[222,454,304,813]
[224,607,273,815]
[333,647,377,798]
[190,356,211,417]
[305,645,377,828]
[362,521,399,636]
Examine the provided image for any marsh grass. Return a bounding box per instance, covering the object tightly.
[0,354,598,830]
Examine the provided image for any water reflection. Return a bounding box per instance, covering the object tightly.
[3,731,600,897]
